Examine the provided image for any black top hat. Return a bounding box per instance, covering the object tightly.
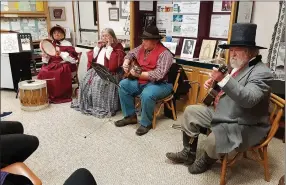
[140,26,163,40]
[219,23,266,49]
[49,24,66,40]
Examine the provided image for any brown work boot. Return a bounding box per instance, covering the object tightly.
[166,132,197,165]
[114,114,137,127]
[188,152,217,174]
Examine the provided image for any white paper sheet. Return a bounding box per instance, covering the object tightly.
[20,38,31,51]
[209,15,230,39]
[139,1,153,11]
[237,2,253,23]
[181,24,198,38]
[156,12,173,35]
[1,33,20,53]
[162,42,177,54]
[10,18,21,32]
[181,2,200,14]
[1,19,10,30]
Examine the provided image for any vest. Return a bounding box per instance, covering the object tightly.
[137,43,167,84]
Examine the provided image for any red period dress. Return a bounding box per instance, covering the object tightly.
[37,40,78,104]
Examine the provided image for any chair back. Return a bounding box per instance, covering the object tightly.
[167,63,182,94]
[259,93,285,147]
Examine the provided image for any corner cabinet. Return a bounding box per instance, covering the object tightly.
[175,57,218,112]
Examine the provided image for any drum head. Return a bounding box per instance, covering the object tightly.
[40,39,56,56]
[18,80,47,90]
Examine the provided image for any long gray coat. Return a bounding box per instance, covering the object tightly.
[211,56,273,154]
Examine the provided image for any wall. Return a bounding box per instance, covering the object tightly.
[48,1,74,32]
[251,2,280,62]
[98,2,129,38]
[48,1,75,44]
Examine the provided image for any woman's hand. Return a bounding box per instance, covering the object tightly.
[107,37,114,46]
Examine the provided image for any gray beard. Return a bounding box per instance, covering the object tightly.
[230,59,246,68]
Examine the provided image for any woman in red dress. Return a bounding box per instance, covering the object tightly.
[38,25,78,103]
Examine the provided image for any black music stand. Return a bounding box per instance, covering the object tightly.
[91,63,120,88]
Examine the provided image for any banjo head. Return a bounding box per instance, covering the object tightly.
[40,39,56,56]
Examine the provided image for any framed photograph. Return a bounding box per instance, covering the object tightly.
[49,7,66,21]
[214,40,227,59]
[109,8,119,21]
[199,39,217,60]
[181,39,196,59]
[237,2,254,23]
[120,1,130,19]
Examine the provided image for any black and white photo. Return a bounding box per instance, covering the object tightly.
[181,39,196,58]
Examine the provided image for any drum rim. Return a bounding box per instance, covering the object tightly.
[18,80,47,90]
[40,39,56,56]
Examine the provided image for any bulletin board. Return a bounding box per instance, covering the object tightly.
[0,1,50,42]
[1,18,48,41]
[156,1,236,59]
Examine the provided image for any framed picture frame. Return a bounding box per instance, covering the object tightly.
[199,39,217,60]
[109,8,119,21]
[120,1,130,19]
[181,39,196,59]
[49,7,66,21]
[236,2,254,23]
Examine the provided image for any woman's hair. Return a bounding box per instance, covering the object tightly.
[102,28,118,44]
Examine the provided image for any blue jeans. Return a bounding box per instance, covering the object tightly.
[119,79,173,127]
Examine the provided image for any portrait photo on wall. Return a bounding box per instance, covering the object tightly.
[199,39,217,60]
[49,7,66,21]
[222,1,232,11]
[181,39,196,59]
[214,40,227,59]
[143,15,156,29]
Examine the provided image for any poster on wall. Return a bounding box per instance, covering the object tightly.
[236,2,253,23]
[209,15,230,38]
[181,39,196,59]
[173,2,200,14]
[1,33,20,53]
[213,1,232,12]
[156,3,173,35]
[172,14,199,37]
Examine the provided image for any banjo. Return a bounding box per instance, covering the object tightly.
[40,39,57,56]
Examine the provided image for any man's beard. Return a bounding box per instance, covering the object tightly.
[230,58,247,68]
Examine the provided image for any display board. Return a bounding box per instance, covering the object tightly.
[1,1,44,12]
[0,1,50,42]
[156,1,234,59]
[1,18,48,41]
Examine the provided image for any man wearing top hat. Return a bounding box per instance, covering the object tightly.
[114,25,174,136]
[166,23,273,174]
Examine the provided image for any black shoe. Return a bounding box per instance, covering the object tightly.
[188,152,217,174]
[115,115,137,127]
[166,133,198,165]
[166,150,196,165]
[135,125,152,136]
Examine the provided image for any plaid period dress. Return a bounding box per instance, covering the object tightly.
[71,68,122,118]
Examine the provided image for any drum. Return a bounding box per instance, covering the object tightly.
[18,80,49,111]
[40,39,56,56]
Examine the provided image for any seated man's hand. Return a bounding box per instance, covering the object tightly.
[209,67,225,82]
[130,68,140,78]
[204,78,213,90]
[122,59,130,73]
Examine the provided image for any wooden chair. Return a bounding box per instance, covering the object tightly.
[1,162,42,185]
[220,93,286,185]
[136,66,182,129]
